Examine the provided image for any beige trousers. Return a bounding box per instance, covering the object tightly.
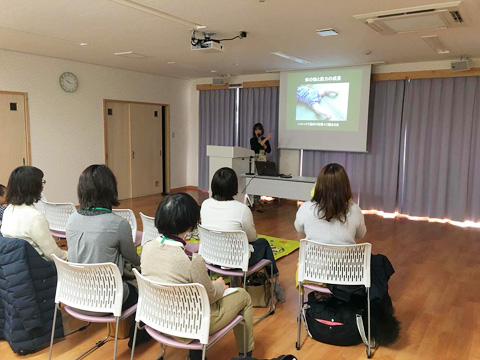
[210,287,254,353]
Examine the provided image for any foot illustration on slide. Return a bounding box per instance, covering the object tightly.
[296,86,339,120]
[312,103,334,120]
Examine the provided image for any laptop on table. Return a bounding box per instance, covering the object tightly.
[255,161,279,177]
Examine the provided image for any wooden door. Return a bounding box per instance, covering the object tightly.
[130,103,163,198]
[105,101,132,199]
[0,92,29,185]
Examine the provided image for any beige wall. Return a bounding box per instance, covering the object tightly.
[0,49,191,203]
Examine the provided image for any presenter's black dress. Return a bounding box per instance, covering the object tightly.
[250,137,271,154]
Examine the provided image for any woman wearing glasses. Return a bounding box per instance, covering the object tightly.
[1,166,67,261]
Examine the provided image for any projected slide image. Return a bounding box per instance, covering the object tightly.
[295,83,350,121]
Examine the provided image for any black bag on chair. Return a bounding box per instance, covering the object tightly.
[303,292,363,346]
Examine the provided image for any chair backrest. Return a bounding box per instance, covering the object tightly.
[298,239,371,288]
[52,254,124,317]
[33,193,48,215]
[140,212,160,246]
[113,209,137,243]
[42,201,76,232]
[197,225,250,271]
[133,268,211,344]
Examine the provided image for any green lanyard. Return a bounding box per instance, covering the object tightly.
[159,234,168,245]
[92,207,112,212]
[81,207,112,212]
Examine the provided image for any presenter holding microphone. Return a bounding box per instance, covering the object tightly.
[250,123,272,161]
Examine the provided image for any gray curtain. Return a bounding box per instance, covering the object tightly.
[302,80,405,212]
[399,77,480,222]
[198,89,236,191]
[238,87,280,165]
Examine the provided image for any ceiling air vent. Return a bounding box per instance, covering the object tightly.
[353,1,466,35]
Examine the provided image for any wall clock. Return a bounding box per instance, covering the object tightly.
[59,72,79,93]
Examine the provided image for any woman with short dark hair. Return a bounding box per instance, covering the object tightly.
[201,167,284,302]
[66,164,140,310]
[141,193,254,360]
[1,166,67,261]
[295,163,366,244]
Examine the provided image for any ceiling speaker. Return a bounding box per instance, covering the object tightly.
[213,77,225,85]
[451,59,470,72]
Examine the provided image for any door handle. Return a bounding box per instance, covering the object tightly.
[132,151,135,159]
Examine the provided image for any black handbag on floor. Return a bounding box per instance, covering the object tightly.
[303,292,364,346]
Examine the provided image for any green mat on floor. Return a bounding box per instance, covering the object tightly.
[185,234,299,261]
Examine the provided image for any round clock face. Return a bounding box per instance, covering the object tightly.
[59,72,79,93]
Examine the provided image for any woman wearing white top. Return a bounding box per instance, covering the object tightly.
[295,163,366,245]
[1,166,67,261]
[201,167,284,302]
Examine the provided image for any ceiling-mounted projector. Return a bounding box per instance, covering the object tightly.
[191,41,224,53]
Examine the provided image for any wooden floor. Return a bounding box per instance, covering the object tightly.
[2,192,480,360]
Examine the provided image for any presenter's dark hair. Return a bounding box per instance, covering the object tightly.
[77,164,119,209]
[0,184,6,197]
[211,167,238,201]
[312,163,352,223]
[155,193,200,236]
[252,123,264,137]
[6,166,44,205]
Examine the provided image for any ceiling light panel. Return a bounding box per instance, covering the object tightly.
[109,0,206,29]
[271,52,310,64]
[316,28,338,37]
[421,35,450,54]
[114,51,147,58]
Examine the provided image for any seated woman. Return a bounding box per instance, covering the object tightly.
[66,164,140,313]
[141,193,254,360]
[200,167,284,302]
[1,166,67,261]
[295,163,366,244]
[0,184,6,233]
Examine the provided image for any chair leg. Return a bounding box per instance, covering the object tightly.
[156,343,165,360]
[296,282,303,350]
[252,264,276,325]
[75,322,112,360]
[367,288,372,358]
[270,263,276,313]
[243,319,247,357]
[113,316,120,359]
[130,322,140,360]
[48,303,59,360]
[64,319,90,336]
[202,345,207,360]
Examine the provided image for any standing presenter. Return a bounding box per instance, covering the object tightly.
[250,123,272,161]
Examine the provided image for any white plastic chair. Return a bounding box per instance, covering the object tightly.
[42,200,76,238]
[131,268,246,360]
[113,209,142,245]
[197,225,275,324]
[49,254,136,360]
[140,212,160,246]
[34,193,48,215]
[296,239,374,358]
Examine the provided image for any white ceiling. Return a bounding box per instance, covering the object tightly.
[0,0,479,79]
